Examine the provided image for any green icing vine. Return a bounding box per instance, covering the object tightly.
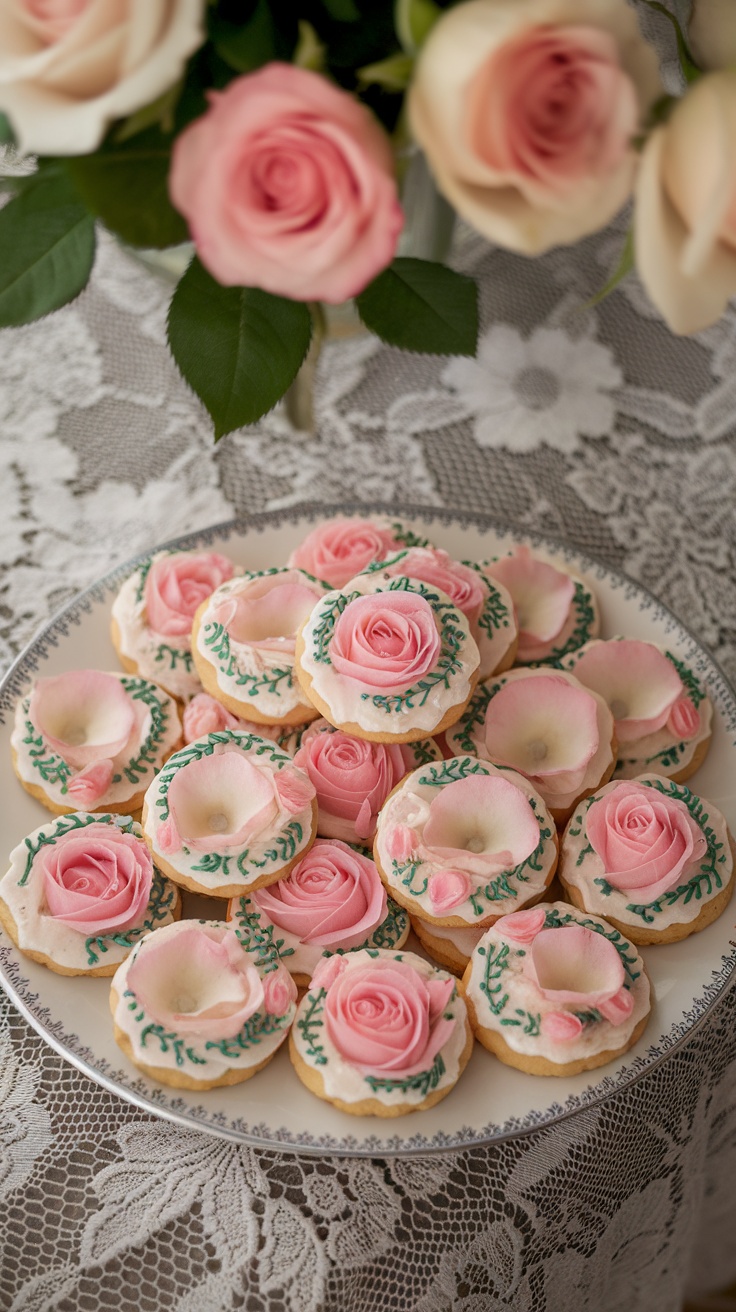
[311,590,360,664]
[573,1008,603,1027]
[201,622,294,698]
[123,991,206,1068]
[22,704,73,794]
[499,1007,541,1035]
[407,738,441,767]
[84,871,176,966]
[367,898,409,949]
[365,1052,446,1098]
[204,1010,289,1058]
[417,757,489,788]
[297,987,328,1065]
[665,651,705,709]
[18,812,137,888]
[134,556,154,604]
[542,580,597,664]
[464,562,512,639]
[541,907,641,982]
[449,682,494,757]
[154,730,288,823]
[229,899,296,969]
[391,856,428,897]
[119,676,170,785]
[154,643,194,674]
[390,522,430,550]
[477,940,511,1015]
[250,820,304,870]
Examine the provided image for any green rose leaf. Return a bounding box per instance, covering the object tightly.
[321,0,361,20]
[356,257,478,356]
[167,258,313,439]
[0,170,95,327]
[0,112,15,144]
[67,128,187,249]
[211,0,297,70]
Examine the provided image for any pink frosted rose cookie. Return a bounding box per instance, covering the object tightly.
[11,670,182,816]
[410,917,485,976]
[0,813,180,977]
[182,692,307,755]
[111,549,236,701]
[563,638,713,783]
[228,839,410,986]
[361,547,517,680]
[374,757,557,928]
[289,948,473,1116]
[560,775,735,945]
[294,573,480,743]
[445,667,616,824]
[288,515,430,589]
[293,718,441,845]
[192,567,328,726]
[111,920,298,1090]
[462,902,650,1076]
[141,729,317,898]
[480,546,599,664]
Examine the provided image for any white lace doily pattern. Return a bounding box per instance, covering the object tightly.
[2,3,736,1305]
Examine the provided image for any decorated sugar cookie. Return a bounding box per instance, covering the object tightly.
[410,917,484,976]
[480,546,599,664]
[11,670,182,816]
[192,567,327,726]
[288,515,431,589]
[111,549,236,701]
[289,947,473,1116]
[0,813,180,977]
[294,572,480,743]
[462,902,650,1076]
[559,775,735,944]
[374,757,557,927]
[111,919,297,1090]
[445,667,616,823]
[563,638,713,783]
[141,729,317,898]
[228,839,410,986]
[293,718,441,845]
[182,692,307,755]
[361,547,517,680]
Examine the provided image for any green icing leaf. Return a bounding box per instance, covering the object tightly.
[0,171,95,327]
[356,258,478,357]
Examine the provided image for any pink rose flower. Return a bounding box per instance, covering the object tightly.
[289,518,405,589]
[66,759,115,807]
[254,839,387,950]
[667,696,700,741]
[330,592,440,692]
[182,694,241,742]
[156,817,181,856]
[144,552,234,639]
[262,967,298,1016]
[274,765,317,816]
[586,782,707,903]
[427,869,472,914]
[311,954,349,992]
[409,0,660,254]
[597,986,634,1025]
[495,906,546,944]
[383,549,486,625]
[324,957,455,1076]
[170,63,404,303]
[294,725,405,843]
[127,924,265,1041]
[42,822,153,935]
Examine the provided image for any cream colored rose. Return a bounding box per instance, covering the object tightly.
[408,0,661,254]
[0,0,206,156]
[634,71,736,334]
[689,0,736,72]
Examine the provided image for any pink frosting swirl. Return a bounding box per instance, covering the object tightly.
[126,924,272,1039]
[541,1011,583,1042]
[667,696,700,740]
[330,592,441,692]
[254,838,387,950]
[289,518,404,589]
[383,548,486,625]
[494,906,547,944]
[294,724,406,842]
[182,694,241,741]
[144,552,233,638]
[42,822,153,935]
[323,957,455,1076]
[427,869,472,913]
[586,781,707,903]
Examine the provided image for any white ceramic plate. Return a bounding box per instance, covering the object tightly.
[1,504,735,1158]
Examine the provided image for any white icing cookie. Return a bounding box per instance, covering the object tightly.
[410,916,484,975]
[480,547,599,664]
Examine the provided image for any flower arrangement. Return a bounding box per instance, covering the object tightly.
[0,0,731,438]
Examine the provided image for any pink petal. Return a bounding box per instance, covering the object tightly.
[275,766,316,815]
[421,773,539,876]
[385,824,417,863]
[66,759,114,806]
[311,954,349,991]
[598,987,634,1025]
[484,675,599,780]
[183,694,241,742]
[288,517,403,588]
[167,750,278,852]
[527,926,624,1006]
[262,968,298,1016]
[667,696,700,740]
[494,906,546,944]
[156,817,182,856]
[29,671,136,769]
[571,640,682,743]
[213,573,319,653]
[428,868,472,913]
[541,1011,583,1042]
[484,548,574,660]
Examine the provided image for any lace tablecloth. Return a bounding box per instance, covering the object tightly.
[3,7,736,1306]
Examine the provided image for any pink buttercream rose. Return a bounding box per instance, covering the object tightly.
[127,924,265,1041]
[382,549,486,625]
[494,906,546,944]
[254,839,387,950]
[324,957,455,1076]
[42,822,153,935]
[667,696,700,741]
[330,592,441,692]
[586,782,706,903]
[169,63,404,303]
[311,953,349,992]
[144,552,234,639]
[262,967,298,1016]
[428,869,472,913]
[182,694,241,742]
[274,765,317,816]
[294,725,406,843]
[409,0,660,254]
[289,519,405,589]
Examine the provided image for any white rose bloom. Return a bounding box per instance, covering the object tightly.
[634,71,736,335]
[689,0,736,72]
[0,0,206,156]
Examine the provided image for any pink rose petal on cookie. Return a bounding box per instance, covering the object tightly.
[29,671,135,770]
[667,696,700,740]
[421,774,539,877]
[483,676,599,790]
[484,548,574,662]
[156,816,182,856]
[586,781,705,902]
[66,759,115,806]
[262,968,298,1016]
[571,640,682,743]
[526,925,624,1007]
[168,751,278,852]
[213,572,319,654]
[385,824,417,863]
[494,906,547,944]
[428,868,472,913]
[145,553,234,638]
[541,1010,583,1042]
[274,765,316,815]
[383,548,486,624]
[598,986,634,1025]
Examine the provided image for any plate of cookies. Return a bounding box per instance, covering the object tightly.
[0,503,734,1156]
